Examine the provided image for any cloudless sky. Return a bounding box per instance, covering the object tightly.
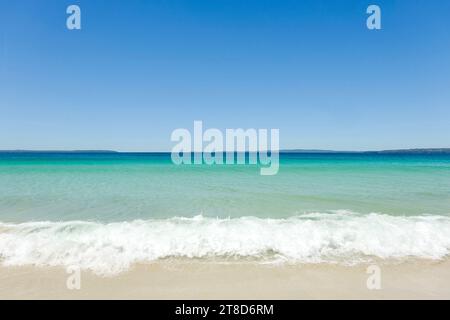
[1,0,449,151]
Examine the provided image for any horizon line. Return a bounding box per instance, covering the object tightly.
[1,148,450,154]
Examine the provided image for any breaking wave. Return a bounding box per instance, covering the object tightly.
[1,211,450,275]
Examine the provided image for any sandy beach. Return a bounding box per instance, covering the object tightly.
[1,260,449,300]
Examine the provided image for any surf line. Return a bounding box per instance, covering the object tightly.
[171,121,280,175]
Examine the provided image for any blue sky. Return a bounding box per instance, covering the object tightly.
[1,0,449,151]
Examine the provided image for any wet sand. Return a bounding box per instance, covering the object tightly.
[1,260,449,299]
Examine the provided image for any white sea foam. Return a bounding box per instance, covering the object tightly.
[1,211,450,275]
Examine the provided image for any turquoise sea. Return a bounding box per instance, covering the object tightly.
[0,152,449,275]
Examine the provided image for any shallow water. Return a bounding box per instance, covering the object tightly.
[0,152,449,221]
[0,152,449,274]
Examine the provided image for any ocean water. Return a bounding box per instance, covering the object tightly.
[1,152,450,275]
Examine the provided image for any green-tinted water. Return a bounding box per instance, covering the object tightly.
[1,152,449,222]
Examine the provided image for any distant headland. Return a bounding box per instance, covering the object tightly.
[0,150,119,153]
[281,148,450,154]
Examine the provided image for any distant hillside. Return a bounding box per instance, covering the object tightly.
[0,150,119,153]
[281,148,450,154]
[369,148,450,154]
[280,149,354,153]
[1,148,449,154]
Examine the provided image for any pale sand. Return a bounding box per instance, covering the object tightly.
[1,260,449,299]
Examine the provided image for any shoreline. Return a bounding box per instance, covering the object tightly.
[1,260,449,299]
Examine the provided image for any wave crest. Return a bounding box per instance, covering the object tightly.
[1,211,450,275]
